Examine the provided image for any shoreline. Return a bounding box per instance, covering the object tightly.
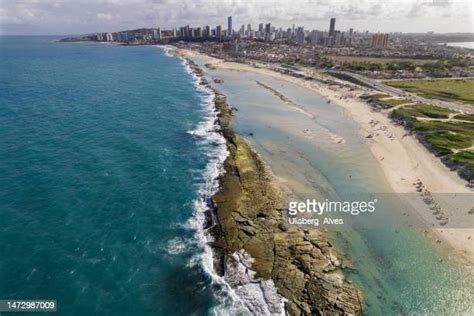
[176,48,474,265]
[182,56,363,314]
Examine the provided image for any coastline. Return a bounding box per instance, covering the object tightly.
[175,48,474,265]
[181,55,363,314]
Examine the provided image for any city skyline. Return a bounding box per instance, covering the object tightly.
[1,0,473,35]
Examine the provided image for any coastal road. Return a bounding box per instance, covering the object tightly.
[329,70,474,114]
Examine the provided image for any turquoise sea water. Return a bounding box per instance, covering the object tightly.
[1,37,473,316]
[0,37,230,315]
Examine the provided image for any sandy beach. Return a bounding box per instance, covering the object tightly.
[176,48,474,265]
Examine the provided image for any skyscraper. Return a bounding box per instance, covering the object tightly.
[216,25,222,40]
[371,33,389,49]
[239,24,245,36]
[263,23,272,41]
[310,30,322,45]
[265,23,271,34]
[227,16,233,37]
[296,27,305,45]
[153,28,162,40]
[329,18,336,36]
[348,28,354,46]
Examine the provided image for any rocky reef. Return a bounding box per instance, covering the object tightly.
[186,58,363,315]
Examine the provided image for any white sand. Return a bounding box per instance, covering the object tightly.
[177,49,474,264]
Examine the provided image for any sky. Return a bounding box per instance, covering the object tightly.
[0,0,473,35]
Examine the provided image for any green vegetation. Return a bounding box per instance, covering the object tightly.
[326,55,437,65]
[281,63,300,71]
[385,78,474,105]
[344,61,417,72]
[449,151,474,170]
[394,103,453,119]
[454,114,474,122]
[424,131,471,154]
[361,93,410,109]
[391,104,474,178]
[336,57,470,77]
[411,120,474,139]
[378,98,411,108]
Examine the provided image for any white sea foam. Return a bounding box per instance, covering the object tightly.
[165,237,189,255]
[155,45,174,57]
[224,250,287,315]
[177,57,250,314]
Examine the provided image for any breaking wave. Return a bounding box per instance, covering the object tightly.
[180,57,248,315]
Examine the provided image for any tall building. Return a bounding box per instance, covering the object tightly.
[310,30,322,45]
[347,28,354,46]
[216,25,222,40]
[185,25,190,38]
[153,28,162,40]
[372,33,389,49]
[227,16,233,37]
[334,31,342,46]
[106,32,114,41]
[329,18,336,36]
[239,24,245,36]
[265,23,271,34]
[296,27,305,45]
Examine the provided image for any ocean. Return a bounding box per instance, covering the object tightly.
[0,37,233,315]
[1,36,473,315]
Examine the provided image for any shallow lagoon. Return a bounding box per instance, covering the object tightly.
[193,57,474,315]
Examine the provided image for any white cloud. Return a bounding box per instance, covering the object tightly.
[0,0,472,34]
[97,12,113,20]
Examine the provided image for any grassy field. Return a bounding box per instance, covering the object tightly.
[394,103,453,119]
[326,55,437,65]
[378,98,411,108]
[454,114,474,122]
[449,151,474,170]
[385,78,474,105]
[360,93,410,109]
[390,104,474,177]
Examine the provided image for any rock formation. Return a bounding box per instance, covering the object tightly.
[186,58,363,316]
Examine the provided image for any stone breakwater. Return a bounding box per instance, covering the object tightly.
[185,58,363,315]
